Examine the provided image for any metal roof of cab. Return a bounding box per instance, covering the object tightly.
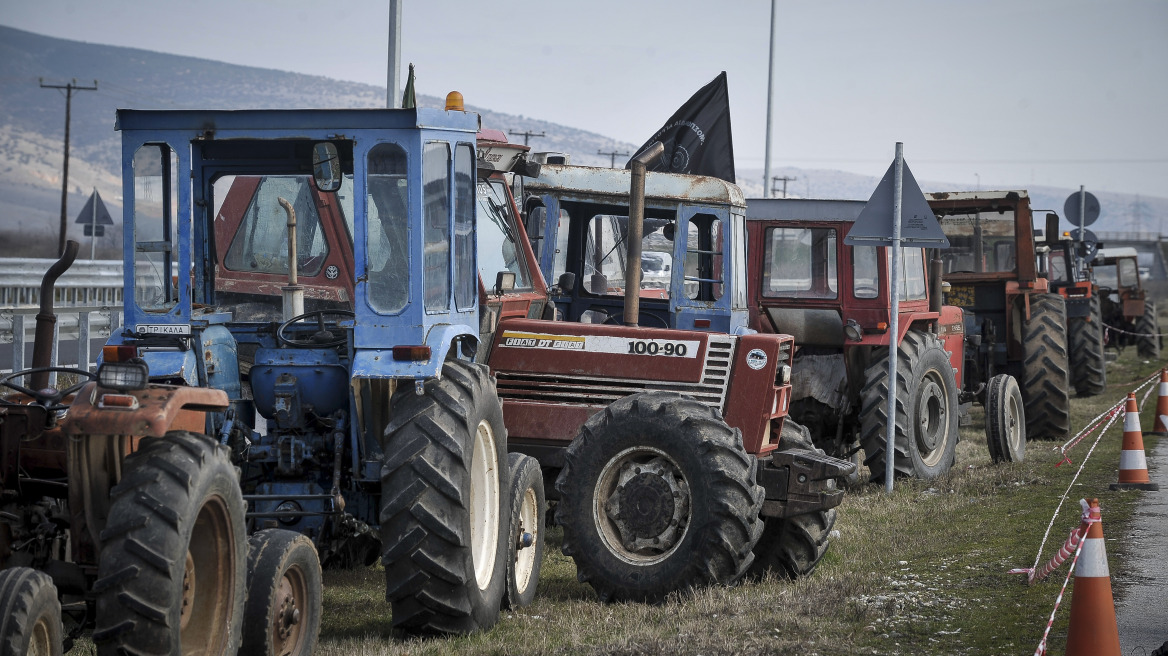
[1095,247,1140,262]
[925,189,1029,202]
[525,164,745,207]
[745,197,866,222]
[115,108,479,133]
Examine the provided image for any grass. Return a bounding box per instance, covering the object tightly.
[312,347,1166,656]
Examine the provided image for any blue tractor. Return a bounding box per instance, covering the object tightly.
[102,104,512,647]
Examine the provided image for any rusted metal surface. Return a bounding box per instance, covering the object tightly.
[61,382,228,438]
[525,164,746,207]
[31,241,79,389]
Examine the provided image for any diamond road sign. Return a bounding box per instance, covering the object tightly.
[844,158,949,247]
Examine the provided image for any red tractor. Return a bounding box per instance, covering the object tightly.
[744,198,1023,484]
[1092,247,1162,359]
[927,190,1071,441]
[1043,225,1107,396]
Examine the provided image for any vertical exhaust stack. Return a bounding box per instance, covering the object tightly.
[31,240,80,390]
[624,142,665,327]
[929,249,944,315]
[279,197,304,322]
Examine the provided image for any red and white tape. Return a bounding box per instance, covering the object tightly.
[1105,323,1168,339]
[1031,518,1089,656]
[1010,500,1098,585]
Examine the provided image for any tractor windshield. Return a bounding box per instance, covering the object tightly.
[761,227,837,299]
[936,210,1017,274]
[581,214,676,298]
[477,179,534,292]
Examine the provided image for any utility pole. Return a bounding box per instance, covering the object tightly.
[771,175,797,198]
[386,0,402,108]
[597,149,630,168]
[763,0,778,198]
[40,78,97,256]
[510,130,545,146]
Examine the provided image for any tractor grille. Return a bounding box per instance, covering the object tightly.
[496,336,737,411]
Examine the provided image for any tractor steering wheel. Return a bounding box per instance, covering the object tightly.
[276,310,356,348]
[602,312,670,329]
[0,367,97,411]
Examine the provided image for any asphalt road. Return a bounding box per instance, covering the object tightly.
[1115,436,1168,655]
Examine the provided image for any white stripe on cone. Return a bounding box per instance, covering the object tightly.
[1076,537,1110,578]
[1119,450,1149,471]
[1160,382,1168,395]
[1160,414,1167,429]
[1124,412,1141,432]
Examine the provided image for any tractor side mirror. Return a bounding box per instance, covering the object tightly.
[1045,213,1060,245]
[312,142,341,192]
[557,271,576,293]
[494,271,516,295]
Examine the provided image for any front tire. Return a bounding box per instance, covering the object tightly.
[985,374,1025,463]
[503,453,545,609]
[0,567,63,656]
[555,392,764,603]
[859,330,958,484]
[1136,299,1161,359]
[1020,294,1072,440]
[93,431,246,656]
[379,360,509,634]
[1068,295,1107,397]
[242,529,323,656]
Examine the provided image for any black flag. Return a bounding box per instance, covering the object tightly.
[628,71,735,183]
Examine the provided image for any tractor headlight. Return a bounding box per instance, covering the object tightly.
[844,319,864,342]
[97,360,149,391]
[777,363,792,385]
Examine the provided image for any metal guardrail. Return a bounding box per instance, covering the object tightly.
[0,258,124,307]
[0,305,123,374]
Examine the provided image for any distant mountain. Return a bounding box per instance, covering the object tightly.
[1,25,1164,259]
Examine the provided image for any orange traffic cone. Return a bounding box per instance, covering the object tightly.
[1111,393,1160,491]
[1149,369,1168,437]
[1064,499,1120,656]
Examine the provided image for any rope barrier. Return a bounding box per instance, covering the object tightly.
[1032,525,1088,656]
[1105,323,1168,339]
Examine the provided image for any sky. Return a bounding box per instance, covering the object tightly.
[2,0,1166,198]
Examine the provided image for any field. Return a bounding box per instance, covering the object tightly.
[305,348,1165,656]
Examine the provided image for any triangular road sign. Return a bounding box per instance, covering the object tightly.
[75,189,115,225]
[844,158,949,247]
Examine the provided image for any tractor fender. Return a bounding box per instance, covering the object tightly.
[60,382,229,439]
[351,323,478,380]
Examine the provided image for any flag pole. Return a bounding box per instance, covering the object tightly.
[90,188,97,261]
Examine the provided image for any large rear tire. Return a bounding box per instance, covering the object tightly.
[985,374,1025,463]
[0,567,63,656]
[93,431,246,656]
[748,420,836,580]
[859,330,958,484]
[379,360,508,635]
[1068,295,1107,397]
[503,453,544,609]
[555,391,764,603]
[241,529,323,656]
[1136,299,1161,359]
[1020,294,1072,440]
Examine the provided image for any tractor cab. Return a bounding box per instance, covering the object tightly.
[1092,247,1162,358]
[522,165,749,334]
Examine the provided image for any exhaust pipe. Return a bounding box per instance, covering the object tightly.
[624,142,664,327]
[279,197,304,322]
[31,240,80,390]
[929,249,943,315]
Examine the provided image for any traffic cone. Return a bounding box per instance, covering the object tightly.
[1149,369,1168,437]
[1110,393,1160,491]
[1064,499,1120,656]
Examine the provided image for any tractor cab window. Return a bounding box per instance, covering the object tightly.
[853,246,880,299]
[582,214,676,299]
[422,142,451,312]
[685,213,724,301]
[132,144,180,312]
[223,176,331,277]
[1049,250,1070,282]
[937,210,1017,273]
[366,143,410,314]
[895,247,928,301]
[1118,258,1139,289]
[761,227,837,299]
[477,179,534,292]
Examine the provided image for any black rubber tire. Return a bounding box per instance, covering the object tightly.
[1020,294,1072,440]
[0,567,63,656]
[1068,295,1107,397]
[1136,299,1161,359]
[859,330,959,484]
[748,420,837,580]
[93,431,246,656]
[379,359,509,635]
[554,391,764,603]
[503,453,545,609]
[985,374,1026,463]
[241,529,323,656]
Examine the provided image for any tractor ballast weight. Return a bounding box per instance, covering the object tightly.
[509,156,853,601]
[928,190,1071,440]
[104,107,512,638]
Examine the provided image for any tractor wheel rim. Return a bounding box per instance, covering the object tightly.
[593,446,691,566]
[470,418,501,591]
[514,486,540,594]
[181,494,236,656]
[1006,392,1023,454]
[29,614,51,656]
[916,370,948,466]
[272,565,307,656]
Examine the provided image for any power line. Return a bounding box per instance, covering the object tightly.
[771,175,797,198]
[509,130,545,146]
[597,149,630,168]
[40,77,98,256]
